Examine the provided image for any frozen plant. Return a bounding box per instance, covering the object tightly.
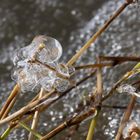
[12,35,74,93]
[117,84,140,98]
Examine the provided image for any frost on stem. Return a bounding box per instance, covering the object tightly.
[117,84,140,98]
[12,35,74,93]
[122,120,140,139]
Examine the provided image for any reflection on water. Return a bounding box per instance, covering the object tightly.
[0,0,140,139]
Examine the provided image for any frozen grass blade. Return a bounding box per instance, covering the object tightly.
[86,58,103,140]
[0,84,19,119]
[28,88,44,140]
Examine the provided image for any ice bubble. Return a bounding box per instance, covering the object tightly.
[17,69,38,92]
[56,63,70,77]
[39,75,56,92]
[117,84,136,94]
[32,35,62,63]
[117,84,140,98]
[54,78,70,92]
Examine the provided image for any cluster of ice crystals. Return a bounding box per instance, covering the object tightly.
[12,35,73,92]
[117,84,140,98]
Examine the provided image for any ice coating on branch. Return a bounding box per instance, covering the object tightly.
[32,35,62,63]
[12,35,73,92]
[117,84,136,94]
[54,78,70,92]
[117,84,140,98]
[122,120,140,139]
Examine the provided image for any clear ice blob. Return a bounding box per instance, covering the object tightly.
[117,84,140,98]
[17,69,38,92]
[40,77,55,92]
[32,35,62,63]
[68,65,75,75]
[117,84,136,94]
[56,63,70,77]
[11,35,66,93]
[54,78,70,92]
[13,47,32,68]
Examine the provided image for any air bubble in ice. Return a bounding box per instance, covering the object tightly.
[32,36,62,63]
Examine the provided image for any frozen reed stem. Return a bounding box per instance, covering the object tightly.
[41,108,96,140]
[86,58,103,140]
[0,89,55,126]
[1,95,18,119]
[66,1,131,66]
[0,84,20,119]
[0,1,135,139]
[0,0,131,123]
[28,88,44,140]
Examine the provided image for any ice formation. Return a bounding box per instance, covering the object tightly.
[117,84,140,98]
[12,35,74,92]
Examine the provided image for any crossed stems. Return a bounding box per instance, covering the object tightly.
[0,0,137,139]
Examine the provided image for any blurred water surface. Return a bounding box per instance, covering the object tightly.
[0,0,140,139]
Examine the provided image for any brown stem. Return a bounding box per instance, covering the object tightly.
[102,71,133,102]
[66,1,130,66]
[0,84,19,119]
[115,95,136,140]
[0,70,96,126]
[75,63,113,70]
[40,108,96,140]
[0,89,55,126]
[99,56,140,63]
[1,95,18,120]
[28,88,44,140]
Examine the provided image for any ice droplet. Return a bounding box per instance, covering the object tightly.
[39,77,55,91]
[68,65,75,75]
[32,35,62,63]
[56,63,70,77]
[17,69,38,92]
[117,84,136,94]
[54,78,70,92]
[117,84,140,98]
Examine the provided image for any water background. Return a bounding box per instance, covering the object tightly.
[0,0,140,139]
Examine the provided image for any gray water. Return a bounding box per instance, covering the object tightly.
[0,0,140,139]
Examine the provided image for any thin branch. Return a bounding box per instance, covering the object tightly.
[19,122,42,139]
[99,56,140,63]
[115,95,136,140]
[0,0,131,126]
[1,95,18,119]
[0,84,19,119]
[40,108,96,140]
[28,88,44,140]
[75,63,113,70]
[66,1,131,66]
[86,57,103,140]
[102,71,133,102]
